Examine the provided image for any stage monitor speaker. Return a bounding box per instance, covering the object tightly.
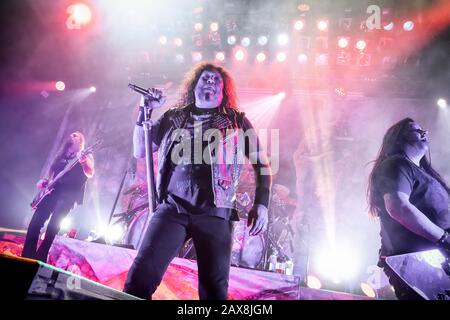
[0,254,140,300]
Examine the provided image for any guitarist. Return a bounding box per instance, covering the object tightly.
[368,118,450,299]
[22,131,94,262]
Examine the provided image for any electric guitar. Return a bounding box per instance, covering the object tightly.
[30,139,102,209]
[385,248,450,300]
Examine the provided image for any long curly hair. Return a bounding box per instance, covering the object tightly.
[367,118,450,218]
[177,62,238,110]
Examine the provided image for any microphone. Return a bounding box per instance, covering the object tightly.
[128,83,150,96]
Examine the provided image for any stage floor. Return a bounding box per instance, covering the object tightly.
[0,232,370,300]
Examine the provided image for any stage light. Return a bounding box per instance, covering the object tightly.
[194,22,203,32]
[66,3,92,29]
[317,20,328,31]
[227,35,237,45]
[234,49,245,61]
[106,224,125,243]
[306,275,322,289]
[174,37,183,47]
[159,36,168,45]
[175,53,185,63]
[192,51,203,62]
[215,51,225,62]
[60,217,71,230]
[334,87,346,97]
[209,22,219,32]
[316,245,360,283]
[294,20,305,31]
[297,53,308,64]
[437,98,447,109]
[383,22,394,31]
[277,33,289,46]
[257,36,268,46]
[276,52,287,62]
[256,52,266,63]
[55,81,66,91]
[315,54,328,66]
[338,37,349,48]
[241,37,251,47]
[277,92,286,99]
[356,40,367,51]
[361,282,376,298]
[403,21,414,31]
[297,3,310,12]
[89,86,96,93]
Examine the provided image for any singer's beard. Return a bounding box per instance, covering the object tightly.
[205,92,211,101]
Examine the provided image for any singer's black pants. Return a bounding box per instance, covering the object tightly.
[22,192,74,262]
[124,203,233,300]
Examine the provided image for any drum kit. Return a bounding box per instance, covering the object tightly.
[110,176,297,272]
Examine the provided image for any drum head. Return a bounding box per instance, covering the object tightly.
[123,209,149,250]
[231,219,265,269]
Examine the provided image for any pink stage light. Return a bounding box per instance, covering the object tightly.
[256,52,266,63]
[338,37,349,48]
[55,81,66,91]
[235,49,245,61]
[317,20,328,31]
[215,52,225,62]
[276,52,287,62]
[356,40,367,51]
[66,3,92,29]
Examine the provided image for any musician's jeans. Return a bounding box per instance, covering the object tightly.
[124,203,233,300]
[22,193,73,262]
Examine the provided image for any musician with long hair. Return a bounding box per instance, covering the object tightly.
[22,131,94,262]
[367,118,450,299]
[124,62,272,299]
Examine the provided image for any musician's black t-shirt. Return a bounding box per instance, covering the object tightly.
[373,154,450,259]
[51,157,88,205]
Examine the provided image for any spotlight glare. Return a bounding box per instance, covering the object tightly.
[276,52,287,62]
[66,3,92,29]
[257,35,268,46]
[316,245,360,282]
[277,92,286,99]
[297,53,308,64]
[317,20,328,31]
[192,51,203,62]
[175,53,185,63]
[356,40,367,51]
[277,33,289,46]
[256,52,266,63]
[106,224,125,243]
[209,22,219,32]
[174,37,183,47]
[306,275,322,289]
[361,282,376,298]
[60,217,71,230]
[294,20,305,31]
[235,49,245,61]
[215,51,225,62]
[55,81,66,91]
[194,22,203,32]
[159,36,168,45]
[403,21,414,31]
[89,86,96,93]
[437,98,447,109]
[227,35,237,45]
[338,37,349,48]
[383,22,394,31]
[241,37,251,47]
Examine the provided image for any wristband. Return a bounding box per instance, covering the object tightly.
[136,106,145,127]
[437,230,450,247]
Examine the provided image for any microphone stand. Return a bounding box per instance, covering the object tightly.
[136,101,157,249]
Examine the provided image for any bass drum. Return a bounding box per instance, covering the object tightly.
[123,209,151,251]
[231,219,265,269]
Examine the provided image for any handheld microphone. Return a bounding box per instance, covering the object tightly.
[128,83,150,96]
